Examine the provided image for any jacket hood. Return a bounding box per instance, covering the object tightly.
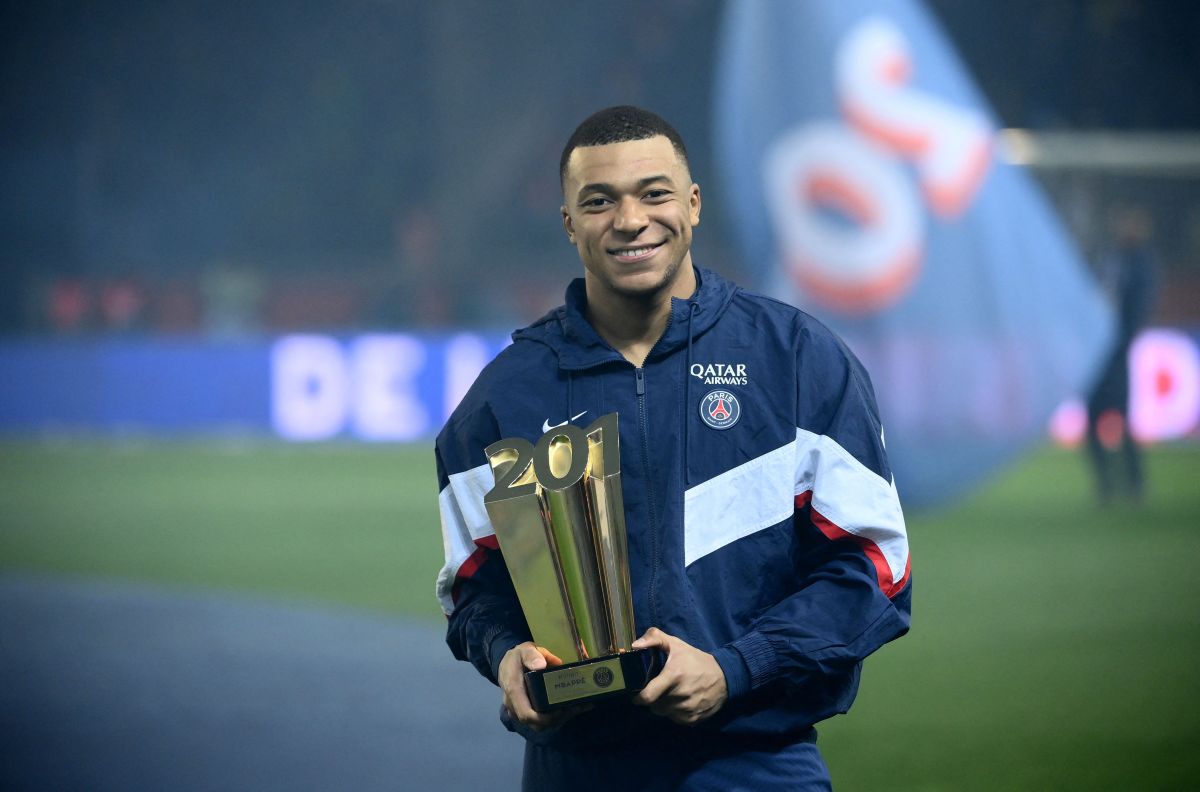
[512,266,739,370]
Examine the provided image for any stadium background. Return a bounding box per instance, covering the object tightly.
[2,1,1198,789]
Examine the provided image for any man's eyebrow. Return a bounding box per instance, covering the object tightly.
[576,175,673,200]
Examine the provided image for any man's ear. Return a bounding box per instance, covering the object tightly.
[689,183,702,227]
[562,206,575,243]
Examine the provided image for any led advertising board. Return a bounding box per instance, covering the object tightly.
[1,330,1196,444]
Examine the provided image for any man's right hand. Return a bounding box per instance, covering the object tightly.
[498,642,589,732]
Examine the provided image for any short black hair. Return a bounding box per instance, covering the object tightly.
[559,105,690,186]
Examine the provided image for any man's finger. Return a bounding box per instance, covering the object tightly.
[500,643,598,732]
[633,658,678,706]
[519,644,548,671]
[504,676,555,730]
[631,626,670,651]
[510,697,593,732]
[631,628,676,706]
[535,646,564,666]
[648,691,689,719]
[500,643,550,728]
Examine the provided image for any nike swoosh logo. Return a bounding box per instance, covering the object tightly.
[542,411,588,434]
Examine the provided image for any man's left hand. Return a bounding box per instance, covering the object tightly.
[631,627,727,725]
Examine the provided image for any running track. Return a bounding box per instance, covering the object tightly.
[0,575,524,790]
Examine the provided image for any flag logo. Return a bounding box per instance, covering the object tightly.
[759,16,992,314]
[714,0,1114,504]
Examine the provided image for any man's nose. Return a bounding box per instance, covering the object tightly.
[612,197,648,234]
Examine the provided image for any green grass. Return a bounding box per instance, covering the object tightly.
[0,439,444,618]
[1,439,1198,788]
[821,444,1200,790]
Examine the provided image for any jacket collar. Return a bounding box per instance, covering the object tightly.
[514,266,738,370]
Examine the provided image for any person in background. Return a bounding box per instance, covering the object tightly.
[1085,205,1159,503]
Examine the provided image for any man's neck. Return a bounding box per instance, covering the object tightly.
[585,265,697,367]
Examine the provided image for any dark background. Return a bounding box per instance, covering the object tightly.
[3,0,1198,334]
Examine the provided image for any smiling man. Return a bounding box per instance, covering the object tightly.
[435,106,912,790]
[561,131,700,368]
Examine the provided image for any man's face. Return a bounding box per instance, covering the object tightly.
[561,136,701,301]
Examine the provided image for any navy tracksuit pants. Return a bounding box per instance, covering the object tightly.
[521,733,832,791]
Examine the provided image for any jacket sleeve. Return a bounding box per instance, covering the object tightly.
[435,414,532,685]
[712,329,911,716]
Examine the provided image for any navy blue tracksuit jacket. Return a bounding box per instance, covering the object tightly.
[435,266,911,755]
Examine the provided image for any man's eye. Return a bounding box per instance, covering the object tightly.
[583,197,610,208]
[644,190,669,200]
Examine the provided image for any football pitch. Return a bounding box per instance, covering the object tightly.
[1,439,1198,789]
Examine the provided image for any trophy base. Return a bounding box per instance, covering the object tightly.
[525,647,662,713]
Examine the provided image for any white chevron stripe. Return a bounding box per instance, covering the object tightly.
[435,461,496,615]
[683,429,908,586]
[797,428,908,585]
[683,440,796,566]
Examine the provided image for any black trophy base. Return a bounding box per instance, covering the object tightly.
[525,647,662,713]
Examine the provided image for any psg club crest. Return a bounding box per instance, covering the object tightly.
[700,390,741,430]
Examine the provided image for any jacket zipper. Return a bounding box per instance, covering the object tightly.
[635,365,661,627]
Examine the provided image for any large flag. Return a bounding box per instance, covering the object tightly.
[713,0,1114,506]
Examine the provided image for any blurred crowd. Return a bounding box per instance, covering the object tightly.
[2,0,1197,337]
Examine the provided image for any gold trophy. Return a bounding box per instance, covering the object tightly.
[483,412,660,712]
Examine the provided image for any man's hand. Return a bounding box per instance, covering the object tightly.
[498,642,589,732]
[631,627,728,725]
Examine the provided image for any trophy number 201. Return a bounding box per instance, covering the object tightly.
[485,413,619,500]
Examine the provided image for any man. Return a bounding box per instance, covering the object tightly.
[435,106,911,790]
[1085,205,1158,504]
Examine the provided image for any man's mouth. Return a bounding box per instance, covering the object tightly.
[608,242,664,262]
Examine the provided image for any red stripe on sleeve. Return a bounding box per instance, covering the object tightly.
[450,535,500,605]
[456,546,489,580]
[795,490,909,599]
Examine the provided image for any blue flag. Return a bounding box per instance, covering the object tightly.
[713,0,1114,506]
